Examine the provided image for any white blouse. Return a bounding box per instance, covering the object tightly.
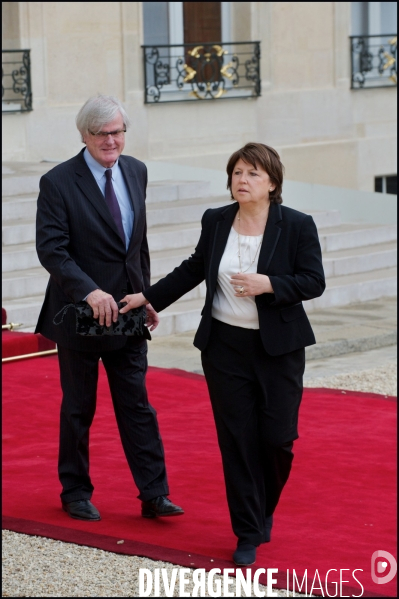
[212,226,263,329]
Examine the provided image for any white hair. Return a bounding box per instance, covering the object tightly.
[76,94,131,141]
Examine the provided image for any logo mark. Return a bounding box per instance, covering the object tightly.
[371,551,397,584]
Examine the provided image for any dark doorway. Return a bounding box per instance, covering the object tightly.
[183,2,222,85]
[183,2,222,43]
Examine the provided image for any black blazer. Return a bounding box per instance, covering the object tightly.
[35,149,151,351]
[144,202,325,356]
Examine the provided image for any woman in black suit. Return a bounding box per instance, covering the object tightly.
[120,143,325,565]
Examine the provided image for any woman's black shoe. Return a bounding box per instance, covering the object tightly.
[233,543,257,566]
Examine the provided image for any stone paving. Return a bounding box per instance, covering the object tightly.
[147,296,397,375]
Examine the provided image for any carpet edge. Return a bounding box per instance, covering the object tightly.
[2,516,392,597]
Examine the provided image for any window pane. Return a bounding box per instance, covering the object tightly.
[381,2,397,34]
[386,175,397,195]
[351,2,368,35]
[143,2,169,45]
[374,177,383,192]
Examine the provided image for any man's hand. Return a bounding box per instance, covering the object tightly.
[230,273,274,297]
[86,289,119,327]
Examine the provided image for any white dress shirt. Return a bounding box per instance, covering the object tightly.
[212,227,262,329]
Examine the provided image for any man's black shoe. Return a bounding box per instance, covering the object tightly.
[233,543,257,566]
[141,495,184,518]
[62,499,101,521]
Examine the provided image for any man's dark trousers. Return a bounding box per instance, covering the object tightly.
[57,337,169,503]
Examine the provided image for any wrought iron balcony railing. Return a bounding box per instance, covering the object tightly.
[142,41,260,103]
[350,34,397,89]
[2,49,32,112]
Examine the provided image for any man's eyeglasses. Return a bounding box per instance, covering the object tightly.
[89,129,126,139]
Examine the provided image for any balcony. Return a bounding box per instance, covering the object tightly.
[350,34,397,89]
[142,41,260,103]
[2,49,32,112]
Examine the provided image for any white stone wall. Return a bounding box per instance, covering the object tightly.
[2,1,397,192]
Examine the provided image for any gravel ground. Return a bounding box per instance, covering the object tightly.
[2,531,302,598]
[2,362,396,597]
[305,360,397,397]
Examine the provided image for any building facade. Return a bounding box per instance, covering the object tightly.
[2,2,397,192]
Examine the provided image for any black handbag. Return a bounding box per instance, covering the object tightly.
[53,301,146,336]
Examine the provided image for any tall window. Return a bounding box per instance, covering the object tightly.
[351,2,397,35]
[143,2,230,46]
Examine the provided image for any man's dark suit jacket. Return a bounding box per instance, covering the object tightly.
[35,148,151,351]
[144,202,326,356]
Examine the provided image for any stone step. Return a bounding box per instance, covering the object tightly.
[2,220,37,246]
[2,194,38,221]
[1,174,210,201]
[149,246,196,278]
[2,243,41,272]
[0,255,207,303]
[154,203,342,230]
[149,239,397,280]
[153,298,204,337]
[318,223,397,252]
[1,180,211,225]
[2,266,49,300]
[322,241,397,277]
[147,221,396,254]
[4,216,394,251]
[1,166,396,335]
[149,278,206,303]
[306,266,397,311]
[150,267,398,337]
[309,209,341,228]
[1,287,206,332]
[1,295,46,330]
[147,222,201,252]
[2,189,341,231]
[2,237,396,300]
[2,174,43,197]
[146,196,226,227]
[3,266,397,333]
[146,180,211,203]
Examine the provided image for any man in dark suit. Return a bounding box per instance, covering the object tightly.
[35,94,183,521]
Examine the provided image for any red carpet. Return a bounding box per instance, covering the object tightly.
[2,306,55,358]
[2,330,56,358]
[2,356,397,597]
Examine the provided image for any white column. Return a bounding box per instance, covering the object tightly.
[169,2,184,45]
[221,2,232,43]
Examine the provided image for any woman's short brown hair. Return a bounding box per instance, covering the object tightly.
[226,142,284,204]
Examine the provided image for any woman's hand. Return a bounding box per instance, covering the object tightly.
[230,273,274,297]
[119,294,159,331]
[145,304,160,331]
[119,293,148,312]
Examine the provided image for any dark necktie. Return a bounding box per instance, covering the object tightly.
[104,169,125,243]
